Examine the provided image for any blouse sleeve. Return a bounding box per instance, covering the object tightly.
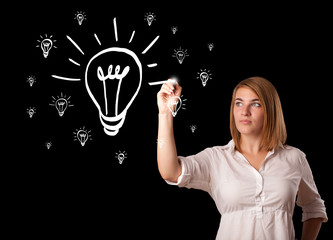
[296,153,328,222]
[165,147,213,193]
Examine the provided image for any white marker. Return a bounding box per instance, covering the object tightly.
[148,79,177,86]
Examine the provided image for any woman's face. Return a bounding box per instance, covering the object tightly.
[233,87,265,137]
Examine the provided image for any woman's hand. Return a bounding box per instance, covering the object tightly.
[157,80,182,115]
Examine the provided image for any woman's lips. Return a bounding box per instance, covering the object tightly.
[240,120,252,124]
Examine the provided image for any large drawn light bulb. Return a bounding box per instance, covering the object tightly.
[85,47,142,136]
[41,39,53,58]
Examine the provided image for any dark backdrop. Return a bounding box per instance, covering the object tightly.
[11,2,330,239]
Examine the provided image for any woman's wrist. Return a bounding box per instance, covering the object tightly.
[158,112,173,118]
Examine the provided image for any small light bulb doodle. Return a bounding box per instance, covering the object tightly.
[26,75,36,87]
[115,150,127,164]
[172,47,189,64]
[45,141,52,149]
[144,12,156,26]
[208,43,214,51]
[171,26,178,34]
[166,95,187,117]
[27,107,36,118]
[197,69,212,87]
[190,125,197,133]
[49,93,74,117]
[74,11,87,25]
[36,34,57,58]
[73,126,92,147]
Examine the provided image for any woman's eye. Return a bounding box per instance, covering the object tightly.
[252,103,261,107]
[236,102,242,107]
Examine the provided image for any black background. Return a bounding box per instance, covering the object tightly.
[10,1,331,239]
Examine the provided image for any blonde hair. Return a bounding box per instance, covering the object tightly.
[230,76,287,152]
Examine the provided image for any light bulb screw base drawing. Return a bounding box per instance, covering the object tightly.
[99,110,127,136]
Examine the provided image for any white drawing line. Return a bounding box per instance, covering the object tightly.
[94,33,101,45]
[51,75,81,81]
[113,18,118,42]
[86,47,141,136]
[66,35,85,55]
[142,35,160,54]
[147,63,157,68]
[69,58,80,66]
[148,79,176,86]
[129,30,135,43]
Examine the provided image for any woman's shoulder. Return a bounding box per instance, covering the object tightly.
[278,144,307,164]
[205,140,236,157]
[280,144,306,156]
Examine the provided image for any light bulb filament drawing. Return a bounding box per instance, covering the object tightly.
[97,64,130,116]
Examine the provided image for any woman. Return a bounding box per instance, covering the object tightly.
[156,76,327,239]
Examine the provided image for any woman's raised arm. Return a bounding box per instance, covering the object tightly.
[156,81,182,182]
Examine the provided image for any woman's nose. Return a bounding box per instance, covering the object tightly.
[241,106,251,116]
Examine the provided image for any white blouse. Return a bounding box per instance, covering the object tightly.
[166,140,327,240]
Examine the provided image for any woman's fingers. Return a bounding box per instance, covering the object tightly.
[163,83,175,93]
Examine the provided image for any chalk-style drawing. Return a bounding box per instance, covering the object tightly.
[166,95,187,117]
[208,43,214,51]
[27,107,36,118]
[172,47,189,64]
[45,141,52,149]
[197,69,212,87]
[148,78,176,86]
[36,34,57,58]
[74,11,86,25]
[171,26,178,34]
[115,150,127,164]
[73,126,92,146]
[190,125,197,133]
[51,18,160,136]
[27,75,36,87]
[49,93,74,117]
[144,12,156,26]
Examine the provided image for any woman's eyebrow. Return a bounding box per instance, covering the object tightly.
[235,98,260,101]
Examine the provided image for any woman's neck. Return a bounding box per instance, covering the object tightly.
[239,134,263,154]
